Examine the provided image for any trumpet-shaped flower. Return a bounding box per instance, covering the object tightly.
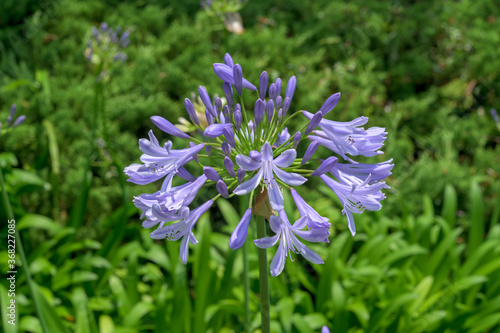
[233,142,307,211]
[254,210,329,276]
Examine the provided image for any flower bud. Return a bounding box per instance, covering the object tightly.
[269,83,277,100]
[221,141,231,157]
[205,109,214,125]
[224,156,236,177]
[223,105,231,119]
[275,78,282,97]
[203,166,221,182]
[259,71,268,100]
[215,97,223,113]
[301,141,319,165]
[311,156,338,177]
[286,76,296,101]
[234,109,242,131]
[229,208,252,249]
[216,180,229,198]
[275,95,282,110]
[233,64,243,96]
[293,132,301,148]
[7,104,16,127]
[254,99,265,126]
[304,111,323,136]
[205,145,212,157]
[266,99,274,122]
[319,92,341,115]
[249,150,261,162]
[199,85,215,117]
[224,53,234,67]
[237,168,245,184]
[282,97,291,116]
[184,98,199,125]
[223,83,234,107]
[190,142,199,162]
[223,127,236,148]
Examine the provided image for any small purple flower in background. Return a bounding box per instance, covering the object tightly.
[84,22,131,81]
[322,326,330,333]
[491,108,500,129]
[125,53,392,273]
[1,104,26,136]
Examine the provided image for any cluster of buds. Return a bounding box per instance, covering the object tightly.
[83,22,130,81]
[125,53,392,276]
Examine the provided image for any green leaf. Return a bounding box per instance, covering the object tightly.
[468,182,484,256]
[17,214,61,235]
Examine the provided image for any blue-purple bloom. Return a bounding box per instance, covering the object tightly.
[125,52,392,271]
[254,210,329,276]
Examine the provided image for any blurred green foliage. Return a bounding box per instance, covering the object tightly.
[0,0,499,332]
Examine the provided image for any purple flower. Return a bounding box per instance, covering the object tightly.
[320,173,389,235]
[304,111,387,159]
[233,142,306,211]
[291,189,330,230]
[322,326,330,333]
[125,52,392,271]
[150,200,213,263]
[254,210,328,276]
[124,130,204,186]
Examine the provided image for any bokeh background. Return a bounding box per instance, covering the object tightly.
[1,0,500,332]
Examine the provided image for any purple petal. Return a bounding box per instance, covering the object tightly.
[254,99,265,126]
[273,166,307,186]
[177,167,196,182]
[261,142,273,162]
[268,178,284,211]
[151,116,189,139]
[290,233,324,264]
[235,154,262,171]
[270,239,286,276]
[229,208,252,249]
[254,232,280,249]
[233,169,263,195]
[274,149,297,168]
[180,234,190,264]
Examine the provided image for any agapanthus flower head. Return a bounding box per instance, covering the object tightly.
[84,22,131,81]
[125,53,392,274]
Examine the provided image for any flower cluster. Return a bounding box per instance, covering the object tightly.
[125,53,392,276]
[84,22,130,81]
[0,104,26,136]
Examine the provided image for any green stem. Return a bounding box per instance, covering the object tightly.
[0,169,49,333]
[256,215,271,333]
[240,195,251,332]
